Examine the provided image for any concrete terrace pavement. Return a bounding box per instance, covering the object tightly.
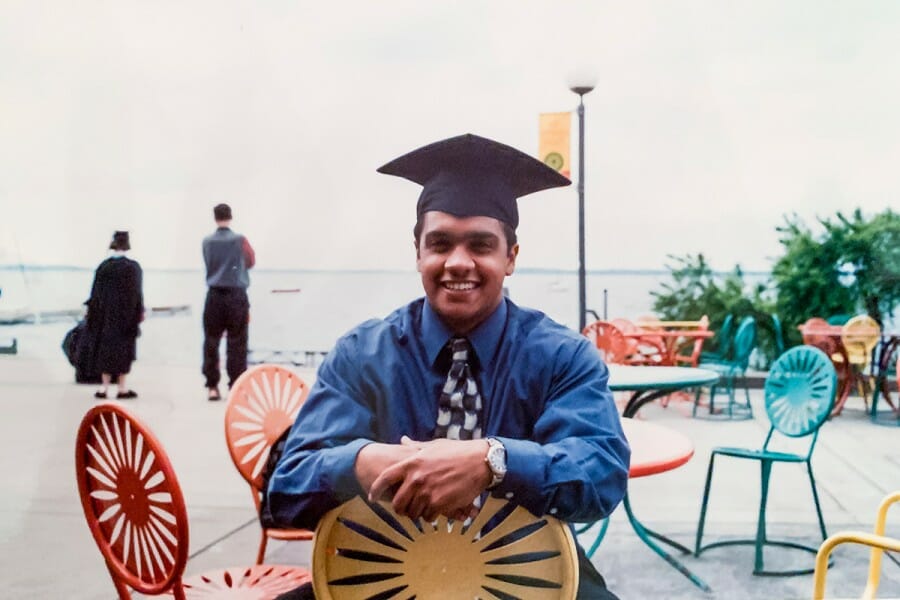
[1,325,899,599]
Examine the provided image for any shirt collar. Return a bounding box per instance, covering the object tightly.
[422,299,507,368]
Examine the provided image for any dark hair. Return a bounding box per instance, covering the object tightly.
[213,203,232,221]
[413,215,517,254]
[109,231,130,251]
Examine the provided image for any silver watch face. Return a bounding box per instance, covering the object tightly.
[488,445,507,474]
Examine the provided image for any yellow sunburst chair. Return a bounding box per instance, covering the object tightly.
[812,491,900,599]
[313,495,578,599]
[835,315,881,407]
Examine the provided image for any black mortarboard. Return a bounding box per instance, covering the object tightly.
[377,133,571,229]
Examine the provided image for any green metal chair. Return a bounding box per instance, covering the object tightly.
[699,313,734,363]
[694,316,757,419]
[694,345,838,576]
[826,314,851,326]
[771,314,785,360]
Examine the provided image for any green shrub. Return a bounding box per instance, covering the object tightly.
[651,253,779,367]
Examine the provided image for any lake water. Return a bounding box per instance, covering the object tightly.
[2,267,771,366]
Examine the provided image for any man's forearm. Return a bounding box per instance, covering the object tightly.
[242,237,255,268]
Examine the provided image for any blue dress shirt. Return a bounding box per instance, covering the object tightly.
[267,297,630,529]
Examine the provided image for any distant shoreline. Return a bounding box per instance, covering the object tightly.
[0,264,773,277]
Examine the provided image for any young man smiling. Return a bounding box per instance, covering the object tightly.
[268,134,630,599]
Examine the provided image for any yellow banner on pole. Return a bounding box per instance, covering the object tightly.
[539,112,571,178]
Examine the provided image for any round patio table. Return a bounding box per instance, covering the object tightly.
[582,418,712,592]
[608,365,720,417]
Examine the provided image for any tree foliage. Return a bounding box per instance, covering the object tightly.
[649,209,900,361]
[772,209,900,342]
[650,253,778,363]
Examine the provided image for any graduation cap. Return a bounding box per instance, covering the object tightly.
[377,133,571,229]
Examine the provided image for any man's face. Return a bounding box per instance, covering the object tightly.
[416,211,518,335]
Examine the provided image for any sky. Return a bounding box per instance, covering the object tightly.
[2,1,900,273]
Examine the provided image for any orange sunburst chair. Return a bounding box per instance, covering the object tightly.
[582,320,629,364]
[225,364,314,564]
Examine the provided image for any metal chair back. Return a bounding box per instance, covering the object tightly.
[582,320,628,364]
[771,313,785,358]
[764,345,837,440]
[715,313,735,357]
[730,316,757,369]
[840,314,880,366]
[813,490,900,599]
[76,403,193,596]
[225,364,309,491]
[224,364,313,563]
[76,402,311,598]
[312,495,578,599]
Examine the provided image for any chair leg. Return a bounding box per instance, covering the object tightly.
[806,461,828,541]
[725,376,738,418]
[585,517,610,558]
[743,375,753,417]
[754,460,773,574]
[694,453,717,555]
[172,582,188,600]
[693,387,702,417]
[257,529,269,565]
[108,562,131,600]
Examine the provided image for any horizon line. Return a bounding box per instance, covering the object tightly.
[0,264,773,277]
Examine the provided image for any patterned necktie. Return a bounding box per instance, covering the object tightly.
[434,337,483,441]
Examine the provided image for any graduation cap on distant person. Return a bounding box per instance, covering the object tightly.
[377,133,571,229]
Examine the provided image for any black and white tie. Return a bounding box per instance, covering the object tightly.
[434,337,483,441]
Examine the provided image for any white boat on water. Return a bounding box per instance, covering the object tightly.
[548,279,569,293]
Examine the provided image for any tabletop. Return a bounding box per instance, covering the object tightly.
[798,325,887,336]
[621,419,694,478]
[635,320,708,329]
[623,330,714,339]
[608,365,720,391]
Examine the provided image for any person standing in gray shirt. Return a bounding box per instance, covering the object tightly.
[202,203,255,400]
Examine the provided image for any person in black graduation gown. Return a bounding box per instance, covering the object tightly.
[86,230,144,399]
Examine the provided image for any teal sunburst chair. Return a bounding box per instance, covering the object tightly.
[693,316,757,419]
[771,314,785,360]
[699,313,734,363]
[694,345,838,576]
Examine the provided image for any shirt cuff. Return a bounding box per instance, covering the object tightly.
[321,438,373,501]
[490,436,546,512]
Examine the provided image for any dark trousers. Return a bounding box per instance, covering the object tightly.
[202,287,249,389]
[275,544,619,599]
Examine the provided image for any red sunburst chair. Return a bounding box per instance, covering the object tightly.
[75,402,311,599]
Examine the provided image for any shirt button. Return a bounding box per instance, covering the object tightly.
[549,507,558,515]
[505,492,514,499]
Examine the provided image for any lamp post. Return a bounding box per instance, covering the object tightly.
[570,84,594,332]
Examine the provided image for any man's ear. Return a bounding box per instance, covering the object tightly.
[414,239,421,271]
[506,243,519,276]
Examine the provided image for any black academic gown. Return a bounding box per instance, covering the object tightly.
[85,256,144,376]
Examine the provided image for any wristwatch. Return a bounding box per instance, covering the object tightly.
[484,438,507,489]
